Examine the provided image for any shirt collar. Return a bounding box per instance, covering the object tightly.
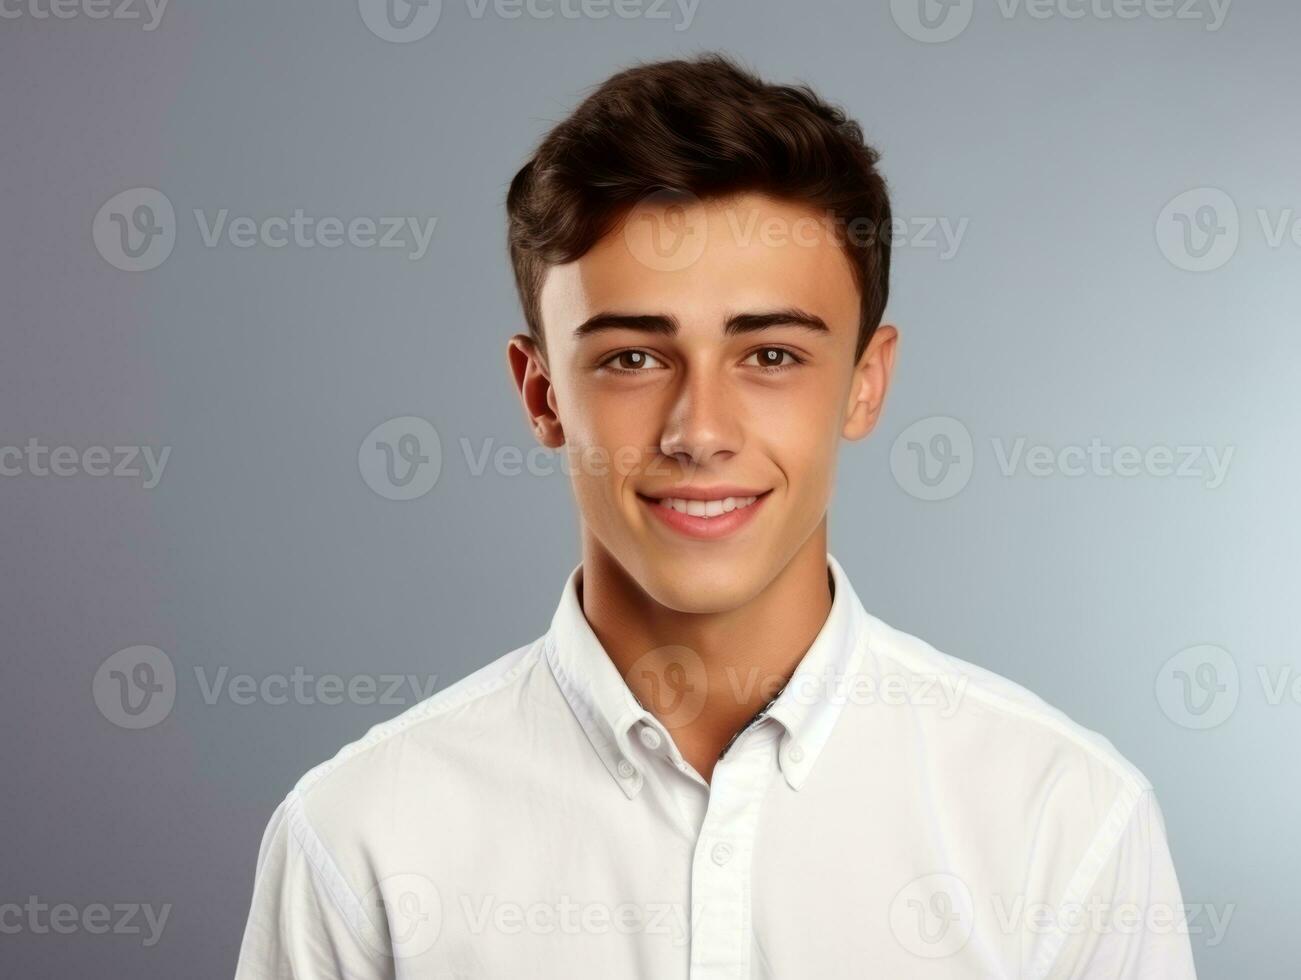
[544,553,869,797]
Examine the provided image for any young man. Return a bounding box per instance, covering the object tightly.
[236,55,1197,979]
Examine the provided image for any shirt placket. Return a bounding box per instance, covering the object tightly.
[688,723,778,980]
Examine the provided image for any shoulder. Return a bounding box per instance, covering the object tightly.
[281,637,548,834]
[855,610,1154,850]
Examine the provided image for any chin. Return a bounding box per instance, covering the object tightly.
[633,548,772,615]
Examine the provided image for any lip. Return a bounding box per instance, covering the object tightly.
[638,488,772,541]
[640,485,770,501]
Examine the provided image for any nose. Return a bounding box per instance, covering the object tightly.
[658,367,742,469]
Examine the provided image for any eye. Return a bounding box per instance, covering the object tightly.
[601,349,666,373]
[744,347,802,370]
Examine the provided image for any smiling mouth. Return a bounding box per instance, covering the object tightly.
[636,488,773,539]
[649,493,764,518]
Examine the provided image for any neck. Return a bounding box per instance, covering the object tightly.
[578,525,834,781]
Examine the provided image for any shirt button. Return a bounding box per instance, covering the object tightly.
[710,842,733,867]
[616,758,637,779]
[638,727,663,751]
[787,742,805,763]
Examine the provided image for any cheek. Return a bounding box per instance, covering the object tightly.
[561,384,663,509]
[747,380,843,486]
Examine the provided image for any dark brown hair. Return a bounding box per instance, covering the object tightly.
[506,53,892,363]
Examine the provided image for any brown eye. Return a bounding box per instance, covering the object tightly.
[605,350,665,372]
[746,347,799,369]
[621,351,648,369]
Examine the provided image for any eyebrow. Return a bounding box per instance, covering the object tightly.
[572,308,830,339]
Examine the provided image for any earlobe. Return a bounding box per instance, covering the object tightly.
[507,333,565,449]
[841,324,898,442]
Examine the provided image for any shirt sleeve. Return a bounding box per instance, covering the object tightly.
[234,791,389,980]
[1046,786,1199,980]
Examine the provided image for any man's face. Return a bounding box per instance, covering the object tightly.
[517,192,894,613]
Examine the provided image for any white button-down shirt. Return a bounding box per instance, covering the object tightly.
[236,554,1197,979]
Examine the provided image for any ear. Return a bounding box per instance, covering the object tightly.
[842,324,898,441]
[507,333,565,449]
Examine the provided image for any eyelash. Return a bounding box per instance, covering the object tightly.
[599,347,804,375]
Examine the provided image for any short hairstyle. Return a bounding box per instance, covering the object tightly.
[505,53,892,363]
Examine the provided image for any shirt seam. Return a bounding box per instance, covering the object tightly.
[295,639,542,798]
[1028,781,1147,978]
[543,631,636,757]
[866,619,1150,794]
[281,787,380,957]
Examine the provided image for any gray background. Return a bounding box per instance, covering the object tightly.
[1,0,1296,976]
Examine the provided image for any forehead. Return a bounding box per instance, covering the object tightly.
[538,192,860,339]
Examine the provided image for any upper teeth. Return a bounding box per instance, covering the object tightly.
[658,495,758,517]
